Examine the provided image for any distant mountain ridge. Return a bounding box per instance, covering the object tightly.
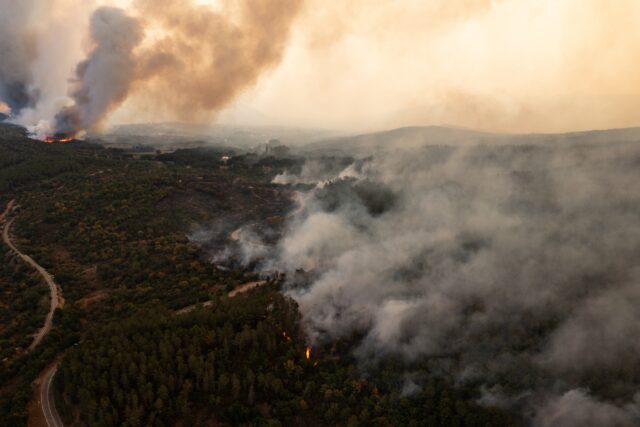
[98,122,337,150]
[302,125,640,156]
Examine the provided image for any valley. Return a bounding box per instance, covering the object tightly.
[0,123,517,426]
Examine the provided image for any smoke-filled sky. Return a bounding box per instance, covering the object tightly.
[3,0,640,133]
[263,0,640,132]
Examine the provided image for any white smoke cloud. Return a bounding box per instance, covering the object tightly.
[273,158,364,185]
[533,390,639,427]
[541,281,640,373]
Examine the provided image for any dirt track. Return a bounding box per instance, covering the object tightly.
[2,204,63,352]
[227,280,268,298]
[0,199,14,222]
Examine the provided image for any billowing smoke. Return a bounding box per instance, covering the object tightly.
[132,0,305,121]
[50,0,304,137]
[268,133,640,425]
[0,0,40,115]
[53,6,143,137]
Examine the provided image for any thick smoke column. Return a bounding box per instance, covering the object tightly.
[51,0,304,137]
[0,0,40,115]
[270,133,640,425]
[53,7,143,137]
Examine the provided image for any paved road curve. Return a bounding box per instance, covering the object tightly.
[2,214,62,352]
[40,362,64,427]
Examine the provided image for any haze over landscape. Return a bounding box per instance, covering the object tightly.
[3,0,640,133]
[1,1,640,427]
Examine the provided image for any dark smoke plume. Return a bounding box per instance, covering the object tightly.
[53,6,143,137]
[52,0,304,137]
[0,0,40,115]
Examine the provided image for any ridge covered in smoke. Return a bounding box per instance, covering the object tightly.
[257,134,640,426]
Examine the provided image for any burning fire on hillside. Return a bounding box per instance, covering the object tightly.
[44,134,74,144]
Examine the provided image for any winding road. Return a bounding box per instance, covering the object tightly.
[1,200,65,426]
[3,217,62,352]
[0,199,14,222]
[1,201,62,352]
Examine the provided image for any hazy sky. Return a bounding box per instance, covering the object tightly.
[247,0,640,132]
[11,0,640,133]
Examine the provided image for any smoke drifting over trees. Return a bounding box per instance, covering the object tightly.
[265,134,640,426]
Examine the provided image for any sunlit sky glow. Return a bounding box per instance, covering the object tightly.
[24,0,640,132]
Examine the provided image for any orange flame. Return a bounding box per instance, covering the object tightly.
[44,137,73,144]
[305,346,311,360]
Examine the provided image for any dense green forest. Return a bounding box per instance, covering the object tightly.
[0,124,519,426]
[56,288,516,427]
[0,125,119,195]
[0,246,49,360]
